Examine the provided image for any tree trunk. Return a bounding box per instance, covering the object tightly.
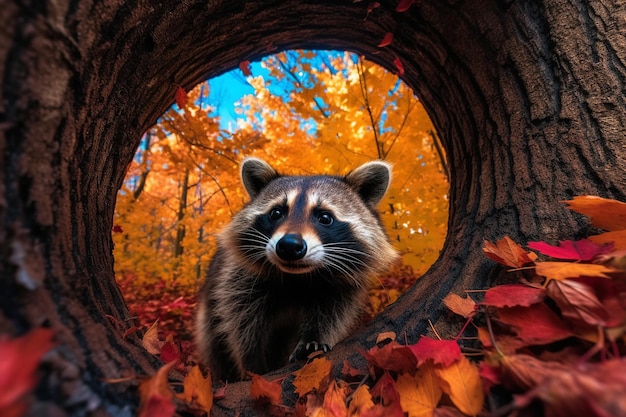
[1,1,625,416]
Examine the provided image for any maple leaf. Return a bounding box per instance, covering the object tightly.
[563,195,626,231]
[175,86,188,108]
[434,355,484,416]
[482,284,545,308]
[142,320,162,355]
[396,0,417,12]
[478,363,502,393]
[378,33,394,47]
[362,341,417,373]
[393,56,405,76]
[292,357,332,396]
[368,372,405,417]
[348,385,374,416]
[589,229,626,251]
[443,293,476,318]
[0,328,55,417]
[483,236,536,268]
[527,239,613,261]
[249,373,282,406]
[178,365,212,413]
[495,304,573,346]
[160,334,181,363]
[535,261,616,282]
[546,279,611,326]
[396,361,442,417]
[322,380,348,417]
[239,60,252,77]
[138,360,177,417]
[408,336,461,367]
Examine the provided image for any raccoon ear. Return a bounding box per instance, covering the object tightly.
[241,157,280,198]
[344,161,392,207]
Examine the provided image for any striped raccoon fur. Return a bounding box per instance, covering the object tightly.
[194,158,398,381]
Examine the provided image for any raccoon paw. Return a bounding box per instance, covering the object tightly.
[289,341,332,362]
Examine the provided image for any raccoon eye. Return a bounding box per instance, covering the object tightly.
[269,208,284,221]
[317,212,334,226]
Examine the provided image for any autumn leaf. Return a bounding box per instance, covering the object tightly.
[396,361,442,417]
[239,60,252,77]
[175,86,188,108]
[160,334,181,363]
[368,372,405,417]
[434,355,484,416]
[364,1,381,21]
[496,304,573,346]
[478,363,502,393]
[527,239,613,261]
[249,373,282,406]
[483,236,536,268]
[393,56,405,76]
[443,293,476,318]
[589,230,626,251]
[348,384,374,416]
[0,328,55,417]
[138,360,177,417]
[142,320,162,355]
[178,365,212,413]
[112,224,123,233]
[564,195,626,231]
[292,356,332,396]
[396,0,417,12]
[362,341,417,373]
[546,279,611,326]
[322,380,348,417]
[482,284,545,308]
[378,32,394,47]
[408,336,461,367]
[535,261,617,282]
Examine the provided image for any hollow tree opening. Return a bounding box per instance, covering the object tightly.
[2,1,626,416]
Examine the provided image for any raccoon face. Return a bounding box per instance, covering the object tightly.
[226,158,396,278]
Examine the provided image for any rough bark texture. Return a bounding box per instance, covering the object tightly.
[1,0,625,416]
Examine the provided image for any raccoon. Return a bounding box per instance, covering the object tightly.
[194,158,398,381]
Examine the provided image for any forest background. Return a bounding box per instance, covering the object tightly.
[112,50,449,353]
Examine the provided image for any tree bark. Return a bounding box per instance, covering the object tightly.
[1,0,625,416]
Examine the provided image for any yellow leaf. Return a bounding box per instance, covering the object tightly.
[178,365,213,413]
[434,356,484,416]
[564,196,626,231]
[322,380,348,417]
[396,362,442,417]
[142,320,161,355]
[535,261,616,282]
[348,385,374,416]
[292,357,332,396]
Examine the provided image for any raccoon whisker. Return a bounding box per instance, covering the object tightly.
[320,256,362,286]
[322,248,370,269]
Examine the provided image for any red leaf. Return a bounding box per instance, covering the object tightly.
[496,304,573,346]
[478,363,503,393]
[112,225,123,233]
[175,86,188,108]
[408,336,461,367]
[160,337,181,363]
[527,239,613,261]
[546,279,611,326]
[368,373,404,417]
[396,0,416,12]
[0,329,55,413]
[239,60,252,77]
[378,32,394,47]
[393,56,405,76]
[138,360,177,417]
[482,284,546,308]
[361,341,417,373]
[364,2,381,20]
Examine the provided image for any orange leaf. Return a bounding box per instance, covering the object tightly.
[378,32,394,47]
[239,60,252,77]
[249,373,282,406]
[175,86,188,108]
[535,261,616,282]
[348,385,374,416]
[564,196,626,231]
[396,361,442,417]
[434,356,484,416]
[292,357,332,396]
[322,380,348,417]
[589,230,626,251]
[178,365,213,413]
[138,360,177,417]
[443,293,476,318]
[0,328,55,416]
[483,236,536,268]
[142,320,162,355]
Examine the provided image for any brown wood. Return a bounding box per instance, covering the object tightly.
[1,0,625,415]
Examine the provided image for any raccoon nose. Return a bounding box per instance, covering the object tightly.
[276,233,307,261]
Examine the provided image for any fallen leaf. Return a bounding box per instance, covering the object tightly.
[362,341,417,373]
[546,279,611,326]
[396,361,442,417]
[0,328,55,417]
[322,380,348,417]
[396,0,417,12]
[564,196,626,231]
[348,385,374,416]
[408,337,461,367]
[378,33,394,47]
[293,357,332,396]
[239,60,252,77]
[434,355,484,416]
[178,365,212,413]
[142,320,162,355]
[496,304,573,346]
[482,284,545,308]
[535,261,617,282]
[250,373,282,406]
[368,372,405,417]
[443,293,476,318]
[175,86,188,108]
[478,363,502,393]
[160,334,181,363]
[527,239,613,261]
[483,236,536,268]
[393,56,405,76]
[589,230,626,251]
[138,360,177,417]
